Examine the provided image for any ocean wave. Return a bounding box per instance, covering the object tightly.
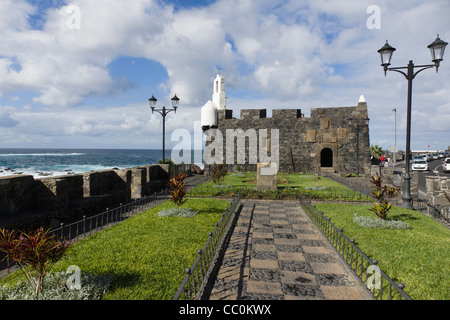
[0,153,85,157]
[0,164,136,179]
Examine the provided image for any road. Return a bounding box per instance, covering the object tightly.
[393,158,449,199]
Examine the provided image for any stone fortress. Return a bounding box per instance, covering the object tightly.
[201,73,371,176]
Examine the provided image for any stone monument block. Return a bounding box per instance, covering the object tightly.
[257,163,277,191]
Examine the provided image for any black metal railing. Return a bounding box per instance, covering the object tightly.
[0,189,171,278]
[173,194,242,300]
[413,198,450,224]
[299,195,412,300]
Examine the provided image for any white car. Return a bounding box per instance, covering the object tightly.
[411,159,428,171]
[443,158,450,173]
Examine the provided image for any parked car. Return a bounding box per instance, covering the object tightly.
[411,159,428,171]
[443,158,450,173]
[432,154,439,160]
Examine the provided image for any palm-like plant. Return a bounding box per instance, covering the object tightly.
[0,227,71,297]
[168,172,187,209]
[370,145,384,158]
[369,173,400,220]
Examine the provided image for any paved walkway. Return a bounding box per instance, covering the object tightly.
[204,200,374,300]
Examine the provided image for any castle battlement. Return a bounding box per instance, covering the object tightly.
[216,103,368,123]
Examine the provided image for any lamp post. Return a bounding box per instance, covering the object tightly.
[148,94,180,163]
[348,117,370,176]
[378,35,447,209]
[393,108,397,166]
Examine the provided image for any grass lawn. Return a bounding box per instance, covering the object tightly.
[1,198,231,300]
[214,172,352,190]
[314,202,450,300]
[189,172,370,202]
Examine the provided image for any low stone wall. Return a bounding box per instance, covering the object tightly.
[380,166,419,198]
[426,176,450,207]
[0,163,189,228]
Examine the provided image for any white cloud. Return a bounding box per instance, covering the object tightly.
[0,0,449,151]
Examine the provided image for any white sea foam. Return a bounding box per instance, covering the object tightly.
[0,153,85,157]
[0,164,125,179]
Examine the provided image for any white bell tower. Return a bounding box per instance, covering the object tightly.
[201,72,227,131]
[212,73,226,110]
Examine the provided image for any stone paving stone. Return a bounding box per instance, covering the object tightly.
[277,251,306,262]
[247,281,283,295]
[253,232,274,239]
[321,286,369,300]
[310,262,347,275]
[280,270,318,286]
[207,200,373,301]
[250,259,279,269]
[295,233,323,240]
[271,219,289,225]
[253,244,276,252]
[303,246,331,254]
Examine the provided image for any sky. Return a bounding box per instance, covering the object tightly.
[0,0,449,153]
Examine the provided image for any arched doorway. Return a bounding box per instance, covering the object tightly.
[320,148,333,167]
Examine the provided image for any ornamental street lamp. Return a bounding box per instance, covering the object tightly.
[148,94,180,163]
[393,108,397,166]
[378,35,447,209]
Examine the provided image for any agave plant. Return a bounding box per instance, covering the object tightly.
[0,227,71,297]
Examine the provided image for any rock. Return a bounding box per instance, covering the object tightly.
[190,163,204,174]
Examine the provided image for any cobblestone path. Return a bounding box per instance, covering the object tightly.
[205,200,373,300]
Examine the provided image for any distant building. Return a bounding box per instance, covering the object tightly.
[201,73,371,176]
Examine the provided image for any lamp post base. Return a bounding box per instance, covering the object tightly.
[400,175,413,210]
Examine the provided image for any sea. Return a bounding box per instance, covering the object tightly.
[0,148,203,179]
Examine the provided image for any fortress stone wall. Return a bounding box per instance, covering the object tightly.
[0,164,186,228]
[204,100,371,176]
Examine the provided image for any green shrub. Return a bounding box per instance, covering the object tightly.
[211,164,227,184]
[158,208,198,218]
[353,214,410,230]
[0,270,112,300]
[158,158,175,165]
